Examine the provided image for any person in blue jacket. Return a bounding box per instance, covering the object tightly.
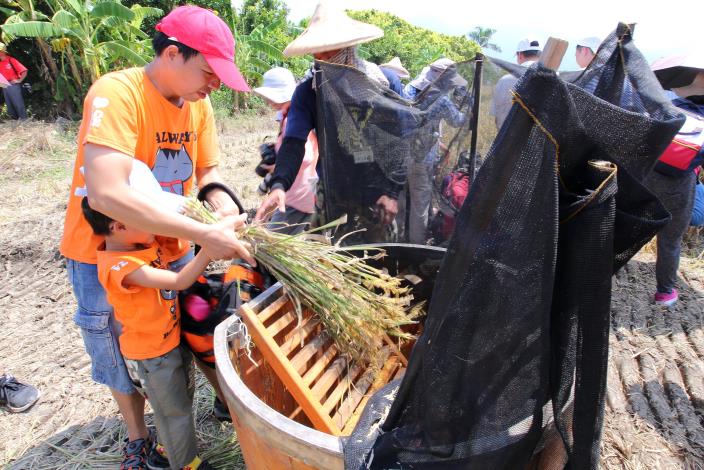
[255,3,401,234]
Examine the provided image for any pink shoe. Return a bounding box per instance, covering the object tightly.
[654,289,678,307]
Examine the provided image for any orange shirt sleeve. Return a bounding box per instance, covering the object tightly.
[195,96,220,168]
[82,75,140,158]
[103,254,147,295]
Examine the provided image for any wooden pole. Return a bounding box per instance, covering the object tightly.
[539,37,569,71]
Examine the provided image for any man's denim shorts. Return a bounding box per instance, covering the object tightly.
[66,251,194,394]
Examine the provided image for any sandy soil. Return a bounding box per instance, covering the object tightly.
[0,117,702,469]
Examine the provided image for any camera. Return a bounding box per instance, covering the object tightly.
[257,173,273,195]
[255,142,277,177]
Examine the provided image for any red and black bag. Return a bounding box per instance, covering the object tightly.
[431,169,471,243]
[179,261,265,367]
[655,111,704,176]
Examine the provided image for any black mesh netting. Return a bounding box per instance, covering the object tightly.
[313,58,475,243]
[342,24,683,469]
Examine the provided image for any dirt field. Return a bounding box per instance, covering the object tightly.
[0,117,702,469]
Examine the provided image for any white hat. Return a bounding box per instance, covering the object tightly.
[409,58,466,91]
[283,2,383,57]
[516,37,542,53]
[380,57,410,79]
[253,67,297,104]
[576,37,601,53]
[429,57,455,72]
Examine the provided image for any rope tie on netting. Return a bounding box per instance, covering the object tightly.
[561,161,618,224]
[512,90,620,225]
[510,89,566,191]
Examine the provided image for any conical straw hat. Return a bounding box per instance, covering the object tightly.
[380,57,410,79]
[283,3,383,57]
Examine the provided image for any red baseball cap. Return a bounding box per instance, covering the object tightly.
[156,6,250,92]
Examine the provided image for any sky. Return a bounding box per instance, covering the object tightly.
[234,0,704,71]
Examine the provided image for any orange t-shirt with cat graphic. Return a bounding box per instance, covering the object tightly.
[60,67,220,264]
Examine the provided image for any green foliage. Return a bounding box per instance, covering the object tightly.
[233,0,308,78]
[0,0,488,118]
[467,26,501,53]
[2,0,161,82]
[236,0,287,36]
[209,87,235,119]
[347,9,480,77]
[225,0,304,113]
[121,0,235,34]
[209,86,267,118]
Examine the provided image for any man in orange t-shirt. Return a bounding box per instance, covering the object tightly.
[60,6,252,469]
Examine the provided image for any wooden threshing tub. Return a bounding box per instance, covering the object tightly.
[214,244,445,469]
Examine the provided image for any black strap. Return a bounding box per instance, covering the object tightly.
[196,182,245,215]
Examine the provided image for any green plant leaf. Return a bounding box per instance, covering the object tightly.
[247,55,271,73]
[126,23,148,40]
[98,40,148,65]
[1,20,61,37]
[90,1,134,21]
[129,5,162,20]
[52,9,76,29]
[247,39,283,61]
[62,0,85,16]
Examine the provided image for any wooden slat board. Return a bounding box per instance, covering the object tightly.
[539,37,569,71]
[238,283,406,435]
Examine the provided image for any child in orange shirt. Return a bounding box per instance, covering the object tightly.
[82,197,215,470]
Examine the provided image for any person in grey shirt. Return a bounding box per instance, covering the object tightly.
[490,37,542,130]
[399,59,467,244]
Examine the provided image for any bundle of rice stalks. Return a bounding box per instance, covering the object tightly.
[182,198,420,364]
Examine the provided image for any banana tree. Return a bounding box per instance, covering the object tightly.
[2,0,161,85]
[234,20,285,83]
[229,16,288,109]
[1,0,61,92]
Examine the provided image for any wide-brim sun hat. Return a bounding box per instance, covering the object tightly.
[283,2,383,57]
[429,58,455,72]
[651,54,704,90]
[380,57,410,79]
[253,67,297,104]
